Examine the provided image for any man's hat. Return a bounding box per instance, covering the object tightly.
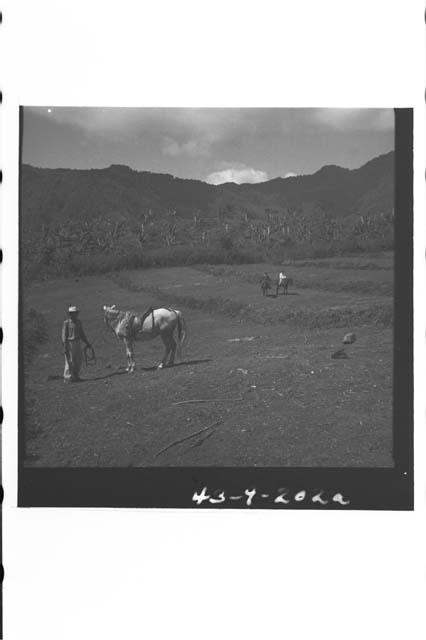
[68,306,79,313]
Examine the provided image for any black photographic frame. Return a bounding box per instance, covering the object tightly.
[17,108,413,510]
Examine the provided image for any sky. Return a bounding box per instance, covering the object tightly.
[22,107,395,184]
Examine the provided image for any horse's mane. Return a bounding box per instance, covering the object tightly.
[104,305,156,340]
[103,306,130,328]
[104,306,123,319]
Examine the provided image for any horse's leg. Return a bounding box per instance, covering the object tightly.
[123,338,131,372]
[158,333,171,369]
[168,334,177,366]
[129,340,136,372]
[124,338,135,372]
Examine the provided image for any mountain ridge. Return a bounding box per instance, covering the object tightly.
[21,150,394,234]
[22,149,393,187]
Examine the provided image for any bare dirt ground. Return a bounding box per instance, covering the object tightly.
[23,253,394,467]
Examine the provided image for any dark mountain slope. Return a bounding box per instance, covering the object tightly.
[21,151,394,231]
[224,151,394,217]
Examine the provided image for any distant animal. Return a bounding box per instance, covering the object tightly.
[276,272,293,296]
[261,274,272,296]
[103,304,187,372]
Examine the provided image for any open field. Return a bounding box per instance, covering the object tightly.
[23,252,394,467]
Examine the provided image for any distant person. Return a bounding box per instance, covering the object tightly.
[278,271,287,286]
[62,306,92,383]
[276,271,291,295]
[261,272,272,296]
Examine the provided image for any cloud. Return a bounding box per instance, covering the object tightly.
[27,106,247,136]
[205,163,268,185]
[26,107,395,139]
[25,107,261,157]
[284,171,297,178]
[24,107,395,178]
[26,107,148,132]
[162,137,180,156]
[162,136,211,158]
[312,108,394,131]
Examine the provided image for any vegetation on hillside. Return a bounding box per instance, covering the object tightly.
[21,151,395,281]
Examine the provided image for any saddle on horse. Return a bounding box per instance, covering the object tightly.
[116,307,155,339]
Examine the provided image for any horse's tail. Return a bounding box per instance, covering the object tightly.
[175,310,187,358]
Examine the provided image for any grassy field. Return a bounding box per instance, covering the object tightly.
[23,252,394,467]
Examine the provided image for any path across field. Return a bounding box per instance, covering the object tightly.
[23,254,394,467]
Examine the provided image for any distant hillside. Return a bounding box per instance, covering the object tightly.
[20,151,395,280]
[21,151,394,229]
[240,151,394,216]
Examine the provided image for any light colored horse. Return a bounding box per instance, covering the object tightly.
[103,304,187,372]
[276,274,293,296]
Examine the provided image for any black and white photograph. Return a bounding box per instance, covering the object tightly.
[19,107,412,508]
[2,1,424,639]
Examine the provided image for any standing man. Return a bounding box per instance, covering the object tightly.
[62,306,92,383]
[261,272,272,296]
[262,272,271,286]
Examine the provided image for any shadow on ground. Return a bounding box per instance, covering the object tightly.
[46,358,213,382]
[265,292,300,298]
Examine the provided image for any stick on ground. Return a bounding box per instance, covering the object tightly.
[185,429,215,452]
[155,420,222,457]
[173,398,242,406]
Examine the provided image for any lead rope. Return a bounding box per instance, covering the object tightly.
[84,345,97,367]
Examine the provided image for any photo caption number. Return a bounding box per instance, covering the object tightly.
[332,492,350,506]
[192,486,211,505]
[312,490,329,505]
[244,488,256,506]
[274,488,291,504]
[192,487,350,507]
[210,490,226,504]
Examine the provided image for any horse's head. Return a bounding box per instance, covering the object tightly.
[103,304,119,326]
